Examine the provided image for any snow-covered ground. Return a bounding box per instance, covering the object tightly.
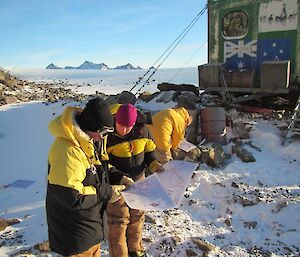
[9,68,198,95]
[0,70,299,257]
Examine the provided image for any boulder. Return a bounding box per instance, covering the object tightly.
[157,82,198,95]
[232,141,256,162]
[199,143,227,167]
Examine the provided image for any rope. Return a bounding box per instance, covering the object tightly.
[130,5,207,94]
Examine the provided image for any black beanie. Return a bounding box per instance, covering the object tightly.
[76,97,113,132]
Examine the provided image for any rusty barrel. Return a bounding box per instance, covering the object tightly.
[200,107,226,143]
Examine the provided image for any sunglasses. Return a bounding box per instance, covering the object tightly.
[97,126,114,138]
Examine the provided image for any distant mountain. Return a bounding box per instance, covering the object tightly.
[46,63,62,69]
[77,61,110,70]
[114,63,142,70]
[46,61,141,70]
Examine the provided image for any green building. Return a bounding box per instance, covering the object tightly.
[199,0,300,93]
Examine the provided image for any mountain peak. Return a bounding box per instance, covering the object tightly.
[45,61,142,70]
[46,63,62,69]
[114,63,140,70]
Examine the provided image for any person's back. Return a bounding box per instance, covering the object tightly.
[147,107,192,163]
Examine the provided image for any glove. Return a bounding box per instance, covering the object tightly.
[149,160,164,173]
[120,176,135,187]
[109,185,126,203]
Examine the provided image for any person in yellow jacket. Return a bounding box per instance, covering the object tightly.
[147,107,192,163]
[106,104,163,257]
[110,90,137,115]
[46,97,126,257]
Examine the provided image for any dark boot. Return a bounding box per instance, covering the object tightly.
[128,251,146,257]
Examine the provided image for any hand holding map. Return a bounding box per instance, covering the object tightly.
[121,160,199,211]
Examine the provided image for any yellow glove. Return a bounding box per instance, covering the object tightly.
[109,185,126,203]
[149,160,164,173]
[120,176,135,187]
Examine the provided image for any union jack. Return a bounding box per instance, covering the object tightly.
[224,40,257,60]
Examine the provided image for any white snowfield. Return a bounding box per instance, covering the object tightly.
[0,69,299,256]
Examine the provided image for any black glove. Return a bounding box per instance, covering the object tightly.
[107,167,126,185]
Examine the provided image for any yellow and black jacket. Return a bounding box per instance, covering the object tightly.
[107,124,157,182]
[46,107,112,256]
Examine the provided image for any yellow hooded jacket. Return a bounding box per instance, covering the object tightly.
[46,106,112,256]
[147,107,191,156]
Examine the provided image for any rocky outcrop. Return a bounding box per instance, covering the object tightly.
[0,218,20,232]
[0,69,86,106]
[157,82,198,95]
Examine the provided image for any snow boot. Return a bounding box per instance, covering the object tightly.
[128,250,146,257]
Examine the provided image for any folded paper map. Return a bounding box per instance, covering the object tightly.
[122,160,198,211]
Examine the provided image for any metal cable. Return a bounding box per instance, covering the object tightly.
[133,5,207,96]
[167,40,207,83]
[130,5,207,93]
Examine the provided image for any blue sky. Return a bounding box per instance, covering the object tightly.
[0,0,208,69]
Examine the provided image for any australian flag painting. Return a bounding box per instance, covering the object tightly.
[256,38,291,70]
[224,39,257,71]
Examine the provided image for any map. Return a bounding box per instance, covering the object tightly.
[121,160,199,211]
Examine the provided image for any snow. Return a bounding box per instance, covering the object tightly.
[0,69,299,257]
[9,67,198,96]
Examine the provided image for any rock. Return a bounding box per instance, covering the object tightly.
[6,218,20,226]
[0,218,20,231]
[117,91,137,105]
[157,82,198,95]
[227,109,250,139]
[142,237,152,243]
[172,148,186,160]
[191,238,216,252]
[33,240,51,252]
[176,93,198,110]
[234,195,257,207]
[0,219,9,232]
[172,147,201,162]
[272,200,288,213]
[187,147,202,161]
[145,215,156,224]
[189,199,197,205]
[186,249,198,256]
[0,69,87,106]
[171,235,181,245]
[0,83,4,101]
[231,181,239,188]
[224,218,232,226]
[199,144,227,167]
[232,121,250,139]
[232,142,256,162]
[138,91,158,102]
[244,221,257,229]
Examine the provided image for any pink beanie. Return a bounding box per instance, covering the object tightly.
[115,104,138,127]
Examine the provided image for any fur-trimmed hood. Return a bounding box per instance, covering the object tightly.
[48,106,95,160]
